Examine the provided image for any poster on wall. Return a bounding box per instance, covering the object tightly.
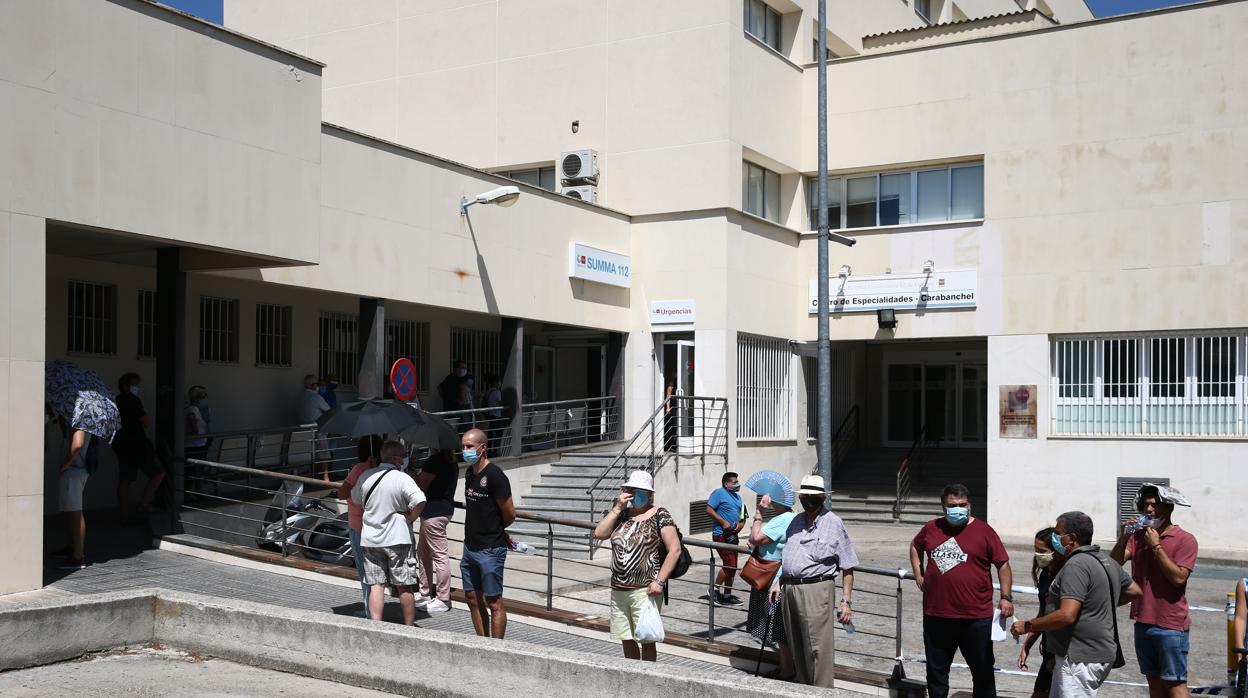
[999,385,1037,439]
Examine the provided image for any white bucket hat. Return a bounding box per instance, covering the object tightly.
[622,470,655,492]
[797,475,829,496]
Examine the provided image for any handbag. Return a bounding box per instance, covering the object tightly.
[740,553,781,592]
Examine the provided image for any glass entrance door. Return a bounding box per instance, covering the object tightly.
[884,362,985,448]
[661,337,696,453]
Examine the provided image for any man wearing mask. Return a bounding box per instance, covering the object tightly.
[460,428,515,639]
[113,372,165,519]
[910,483,1013,698]
[299,375,333,480]
[706,472,748,605]
[350,440,426,625]
[1110,484,1198,698]
[779,475,857,688]
[1013,511,1141,697]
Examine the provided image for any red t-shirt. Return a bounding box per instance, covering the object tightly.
[913,518,1009,619]
[1125,524,1198,631]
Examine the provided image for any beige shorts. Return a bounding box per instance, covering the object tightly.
[361,544,419,587]
[609,587,661,642]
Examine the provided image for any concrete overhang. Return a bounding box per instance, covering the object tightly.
[46,221,318,272]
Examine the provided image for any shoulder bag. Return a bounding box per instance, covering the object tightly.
[741,552,781,591]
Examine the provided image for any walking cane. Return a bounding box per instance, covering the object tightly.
[754,599,775,677]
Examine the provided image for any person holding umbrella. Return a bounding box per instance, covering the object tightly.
[743,470,798,680]
[44,361,121,570]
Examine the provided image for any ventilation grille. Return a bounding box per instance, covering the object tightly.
[688,500,713,535]
[1116,476,1169,524]
[562,153,586,179]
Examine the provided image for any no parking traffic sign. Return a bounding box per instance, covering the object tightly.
[390,358,418,401]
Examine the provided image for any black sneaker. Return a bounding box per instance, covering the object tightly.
[55,557,88,570]
[722,594,745,606]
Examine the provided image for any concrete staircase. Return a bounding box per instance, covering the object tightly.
[830,447,988,526]
[509,446,658,558]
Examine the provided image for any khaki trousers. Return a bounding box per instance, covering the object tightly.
[781,578,838,688]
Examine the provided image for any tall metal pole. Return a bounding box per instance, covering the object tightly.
[816,0,856,488]
[816,0,833,488]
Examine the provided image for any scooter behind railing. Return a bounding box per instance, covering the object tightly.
[256,481,353,566]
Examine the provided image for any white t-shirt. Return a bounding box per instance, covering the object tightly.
[351,465,426,547]
[299,389,331,424]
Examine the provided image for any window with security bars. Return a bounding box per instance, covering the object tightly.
[451,327,502,387]
[255,303,293,367]
[1051,332,1245,437]
[199,297,239,363]
[320,312,359,387]
[137,289,156,360]
[737,334,793,439]
[386,319,430,392]
[803,349,851,439]
[67,281,117,356]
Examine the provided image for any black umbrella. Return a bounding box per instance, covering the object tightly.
[400,412,461,451]
[316,399,426,438]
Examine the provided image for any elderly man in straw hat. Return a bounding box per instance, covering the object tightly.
[779,474,859,688]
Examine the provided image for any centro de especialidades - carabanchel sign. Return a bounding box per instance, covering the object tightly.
[807,269,977,314]
[569,242,631,288]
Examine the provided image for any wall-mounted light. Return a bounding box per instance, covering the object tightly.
[460,186,521,215]
[922,259,935,274]
[877,308,898,330]
[571,120,580,134]
[838,264,852,279]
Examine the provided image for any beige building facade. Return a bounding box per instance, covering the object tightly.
[2,0,1245,594]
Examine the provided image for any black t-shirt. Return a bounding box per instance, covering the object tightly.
[113,392,150,454]
[463,461,512,550]
[419,454,459,520]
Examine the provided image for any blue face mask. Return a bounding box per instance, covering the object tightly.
[631,491,650,508]
[945,506,970,526]
[463,448,481,465]
[1050,531,1068,556]
[400,456,409,469]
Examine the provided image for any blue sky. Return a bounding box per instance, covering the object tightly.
[1087,0,1203,16]
[162,0,222,24]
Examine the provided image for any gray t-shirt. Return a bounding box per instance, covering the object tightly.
[1046,546,1131,663]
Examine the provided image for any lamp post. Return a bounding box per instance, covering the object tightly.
[816,0,857,490]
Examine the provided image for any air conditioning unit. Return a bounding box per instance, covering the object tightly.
[559,149,599,184]
[562,184,598,203]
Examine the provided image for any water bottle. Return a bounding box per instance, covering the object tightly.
[1124,514,1153,535]
[843,621,856,635]
[509,539,533,554]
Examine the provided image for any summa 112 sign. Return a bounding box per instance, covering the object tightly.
[569,242,631,288]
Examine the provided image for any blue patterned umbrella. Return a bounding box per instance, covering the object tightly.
[745,470,795,508]
[45,360,120,443]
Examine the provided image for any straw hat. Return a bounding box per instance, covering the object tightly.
[797,475,829,496]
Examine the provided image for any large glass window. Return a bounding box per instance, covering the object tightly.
[807,177,842,230]
[806,162,983,230]
[498,166,556,192]
[743,161,782,223]
[1052,331,1248,437]
[916,169,949,223]
[745,0,782,51]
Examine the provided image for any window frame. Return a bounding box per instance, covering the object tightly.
[198,296,240,365]
[137,288,156,361]
[742,160,783,224]
[1051,331,1247,438]
[498,165,557,192]
[807,162,983,231]
[744,0,783,52]
[736,334,794,440]
[319,311,360,388]
[67,280,118,357]
[255,302,293,368]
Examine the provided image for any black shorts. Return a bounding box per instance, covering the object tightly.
[117,447,160,481]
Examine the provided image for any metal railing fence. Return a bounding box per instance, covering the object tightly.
[183,457,914,682]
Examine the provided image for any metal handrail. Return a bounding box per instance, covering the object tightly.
[585,400,669,495]
[831,403,860,467]
[183,457,919,680]
[893,425,928,520]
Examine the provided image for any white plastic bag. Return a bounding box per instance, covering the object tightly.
[634,599,665,644]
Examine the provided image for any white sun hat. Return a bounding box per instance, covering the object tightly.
[621,470,655,492]
[797,474,829,496]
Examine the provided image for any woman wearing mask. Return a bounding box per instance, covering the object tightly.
[592,470,681,661]
[338,434,386,616]
[184,386,210,460]
[747,492,798,680]
[1018,527,1061,698]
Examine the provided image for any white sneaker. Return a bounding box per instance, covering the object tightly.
[424,599,450,613]
[412,595,430,608]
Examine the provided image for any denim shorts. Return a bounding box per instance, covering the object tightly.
[460,546,508,598]
[1134,623,1189,682]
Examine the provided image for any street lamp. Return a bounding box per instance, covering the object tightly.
[460,186,521,215]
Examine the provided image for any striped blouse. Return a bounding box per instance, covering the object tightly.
[609,507,676,590]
